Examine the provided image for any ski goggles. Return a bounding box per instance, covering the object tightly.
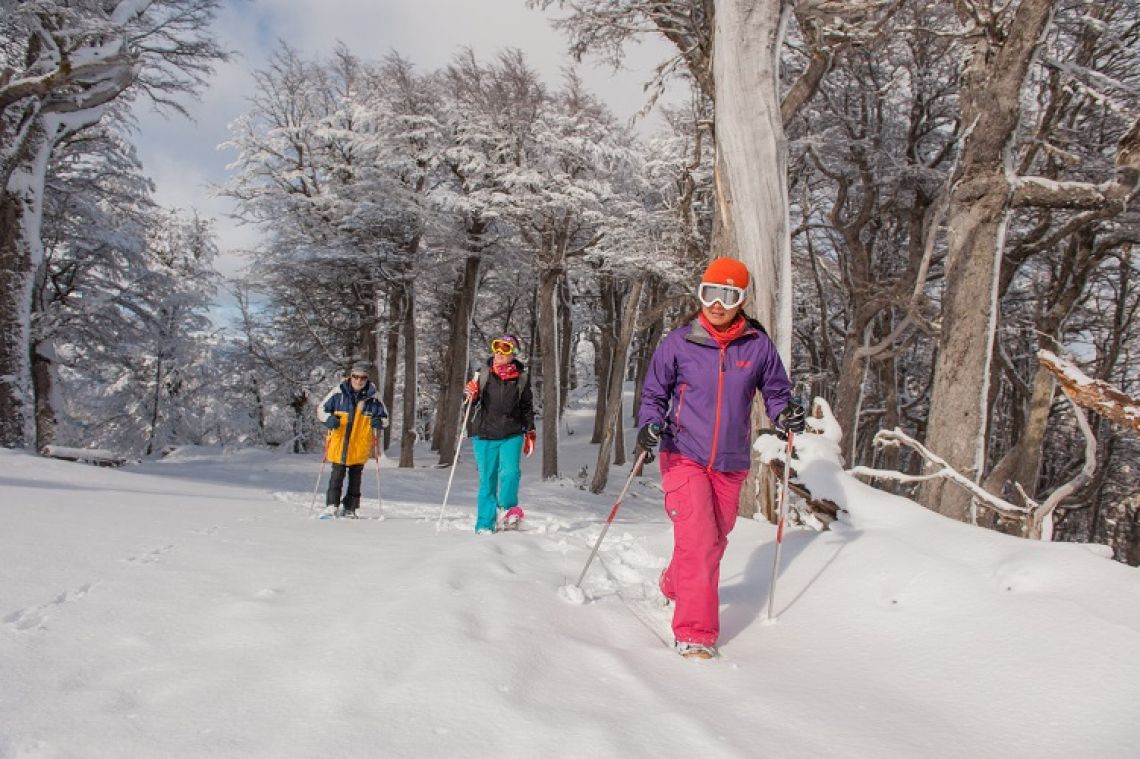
[697,282,747,308]
[491,338,518,355]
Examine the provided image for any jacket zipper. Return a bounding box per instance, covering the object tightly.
[339,396,364,464]
[707,346,726,471]
[674,383,688,433]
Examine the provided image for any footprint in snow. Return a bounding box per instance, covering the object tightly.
[3,582,97,632]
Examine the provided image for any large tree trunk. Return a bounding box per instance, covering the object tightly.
[434,252,481,465]
[0,123,53,449]
[537,266,561,479]
[918,0,1055,522]
[712,0,792,355]
[590,278,644,493]
[712,0,793,519]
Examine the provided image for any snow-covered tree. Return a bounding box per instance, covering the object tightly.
[57,209,220,456]
[0,0,227,449]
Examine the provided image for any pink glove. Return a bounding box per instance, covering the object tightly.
[464,378,479,402]
[523,430,536,457]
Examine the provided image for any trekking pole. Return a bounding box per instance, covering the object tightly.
[308,433,331,515]
[572,450,648,589]
[767,380,809,620]
[372,440,384,518]
[766,429,795,621]
[435,374,478,532]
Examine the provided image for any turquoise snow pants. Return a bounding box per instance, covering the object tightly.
[471,435,524,532]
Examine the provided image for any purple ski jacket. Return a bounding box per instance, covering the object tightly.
[638,317,791,472]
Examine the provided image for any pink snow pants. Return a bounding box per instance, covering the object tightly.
[658,450,748,646]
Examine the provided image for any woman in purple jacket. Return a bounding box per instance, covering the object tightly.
[636,257,805,659]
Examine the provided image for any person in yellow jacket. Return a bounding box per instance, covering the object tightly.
[316,363,388,517]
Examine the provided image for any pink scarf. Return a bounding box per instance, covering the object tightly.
[698,313,747,347]
[491,361,520,382]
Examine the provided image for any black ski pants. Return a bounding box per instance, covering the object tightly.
[326,463,364,510]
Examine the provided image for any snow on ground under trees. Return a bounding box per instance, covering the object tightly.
[1,396,1138,758]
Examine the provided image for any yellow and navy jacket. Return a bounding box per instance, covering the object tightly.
[317,380,382,465]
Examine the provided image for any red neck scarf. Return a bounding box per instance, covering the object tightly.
[491,361,520,382]
[698,312,747,347]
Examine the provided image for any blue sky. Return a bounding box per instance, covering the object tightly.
[131,0,675,280]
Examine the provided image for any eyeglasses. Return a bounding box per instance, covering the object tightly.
[491,339,516,355]
[350,373,369,380]
[697,282,746,309]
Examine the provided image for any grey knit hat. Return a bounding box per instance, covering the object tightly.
[349,362,371,377]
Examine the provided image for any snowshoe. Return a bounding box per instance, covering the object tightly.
[501,506,525,531]
[675,641,717,660]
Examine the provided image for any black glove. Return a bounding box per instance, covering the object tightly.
[324,415,340,430]
[636,423,662,463]
[776,402,806,434]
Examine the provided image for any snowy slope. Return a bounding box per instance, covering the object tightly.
[1,398,1138,758]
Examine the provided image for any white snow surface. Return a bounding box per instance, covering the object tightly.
[2,399,1139,758]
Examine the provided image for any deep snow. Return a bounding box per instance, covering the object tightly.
[2,398,1138,758]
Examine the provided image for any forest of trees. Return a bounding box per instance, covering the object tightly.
[1,1,1137,564]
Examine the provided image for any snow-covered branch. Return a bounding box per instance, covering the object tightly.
[850,428,1032,518]
[1038,350,1140,433]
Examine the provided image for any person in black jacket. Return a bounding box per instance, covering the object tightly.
[464,334,535,533]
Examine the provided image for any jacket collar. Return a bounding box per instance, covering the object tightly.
[685,317,760,347]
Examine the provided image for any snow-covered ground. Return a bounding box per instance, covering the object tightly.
[2,397,1138,758]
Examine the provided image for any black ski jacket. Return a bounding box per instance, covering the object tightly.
[469,358,534,440]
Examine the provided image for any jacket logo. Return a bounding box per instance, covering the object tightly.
[736,360,751,368]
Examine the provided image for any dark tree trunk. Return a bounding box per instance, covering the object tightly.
[590,278,644,493]
[31,347,55,451]
[145,359,165,456]
[0,152,44,449]
[434,252,481,465]
[399,282,417,468]
[591,274,616,444]
[559,275,573,415]
[632,280,666,426]
[382,286,403,451]
[538,266,561,479]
